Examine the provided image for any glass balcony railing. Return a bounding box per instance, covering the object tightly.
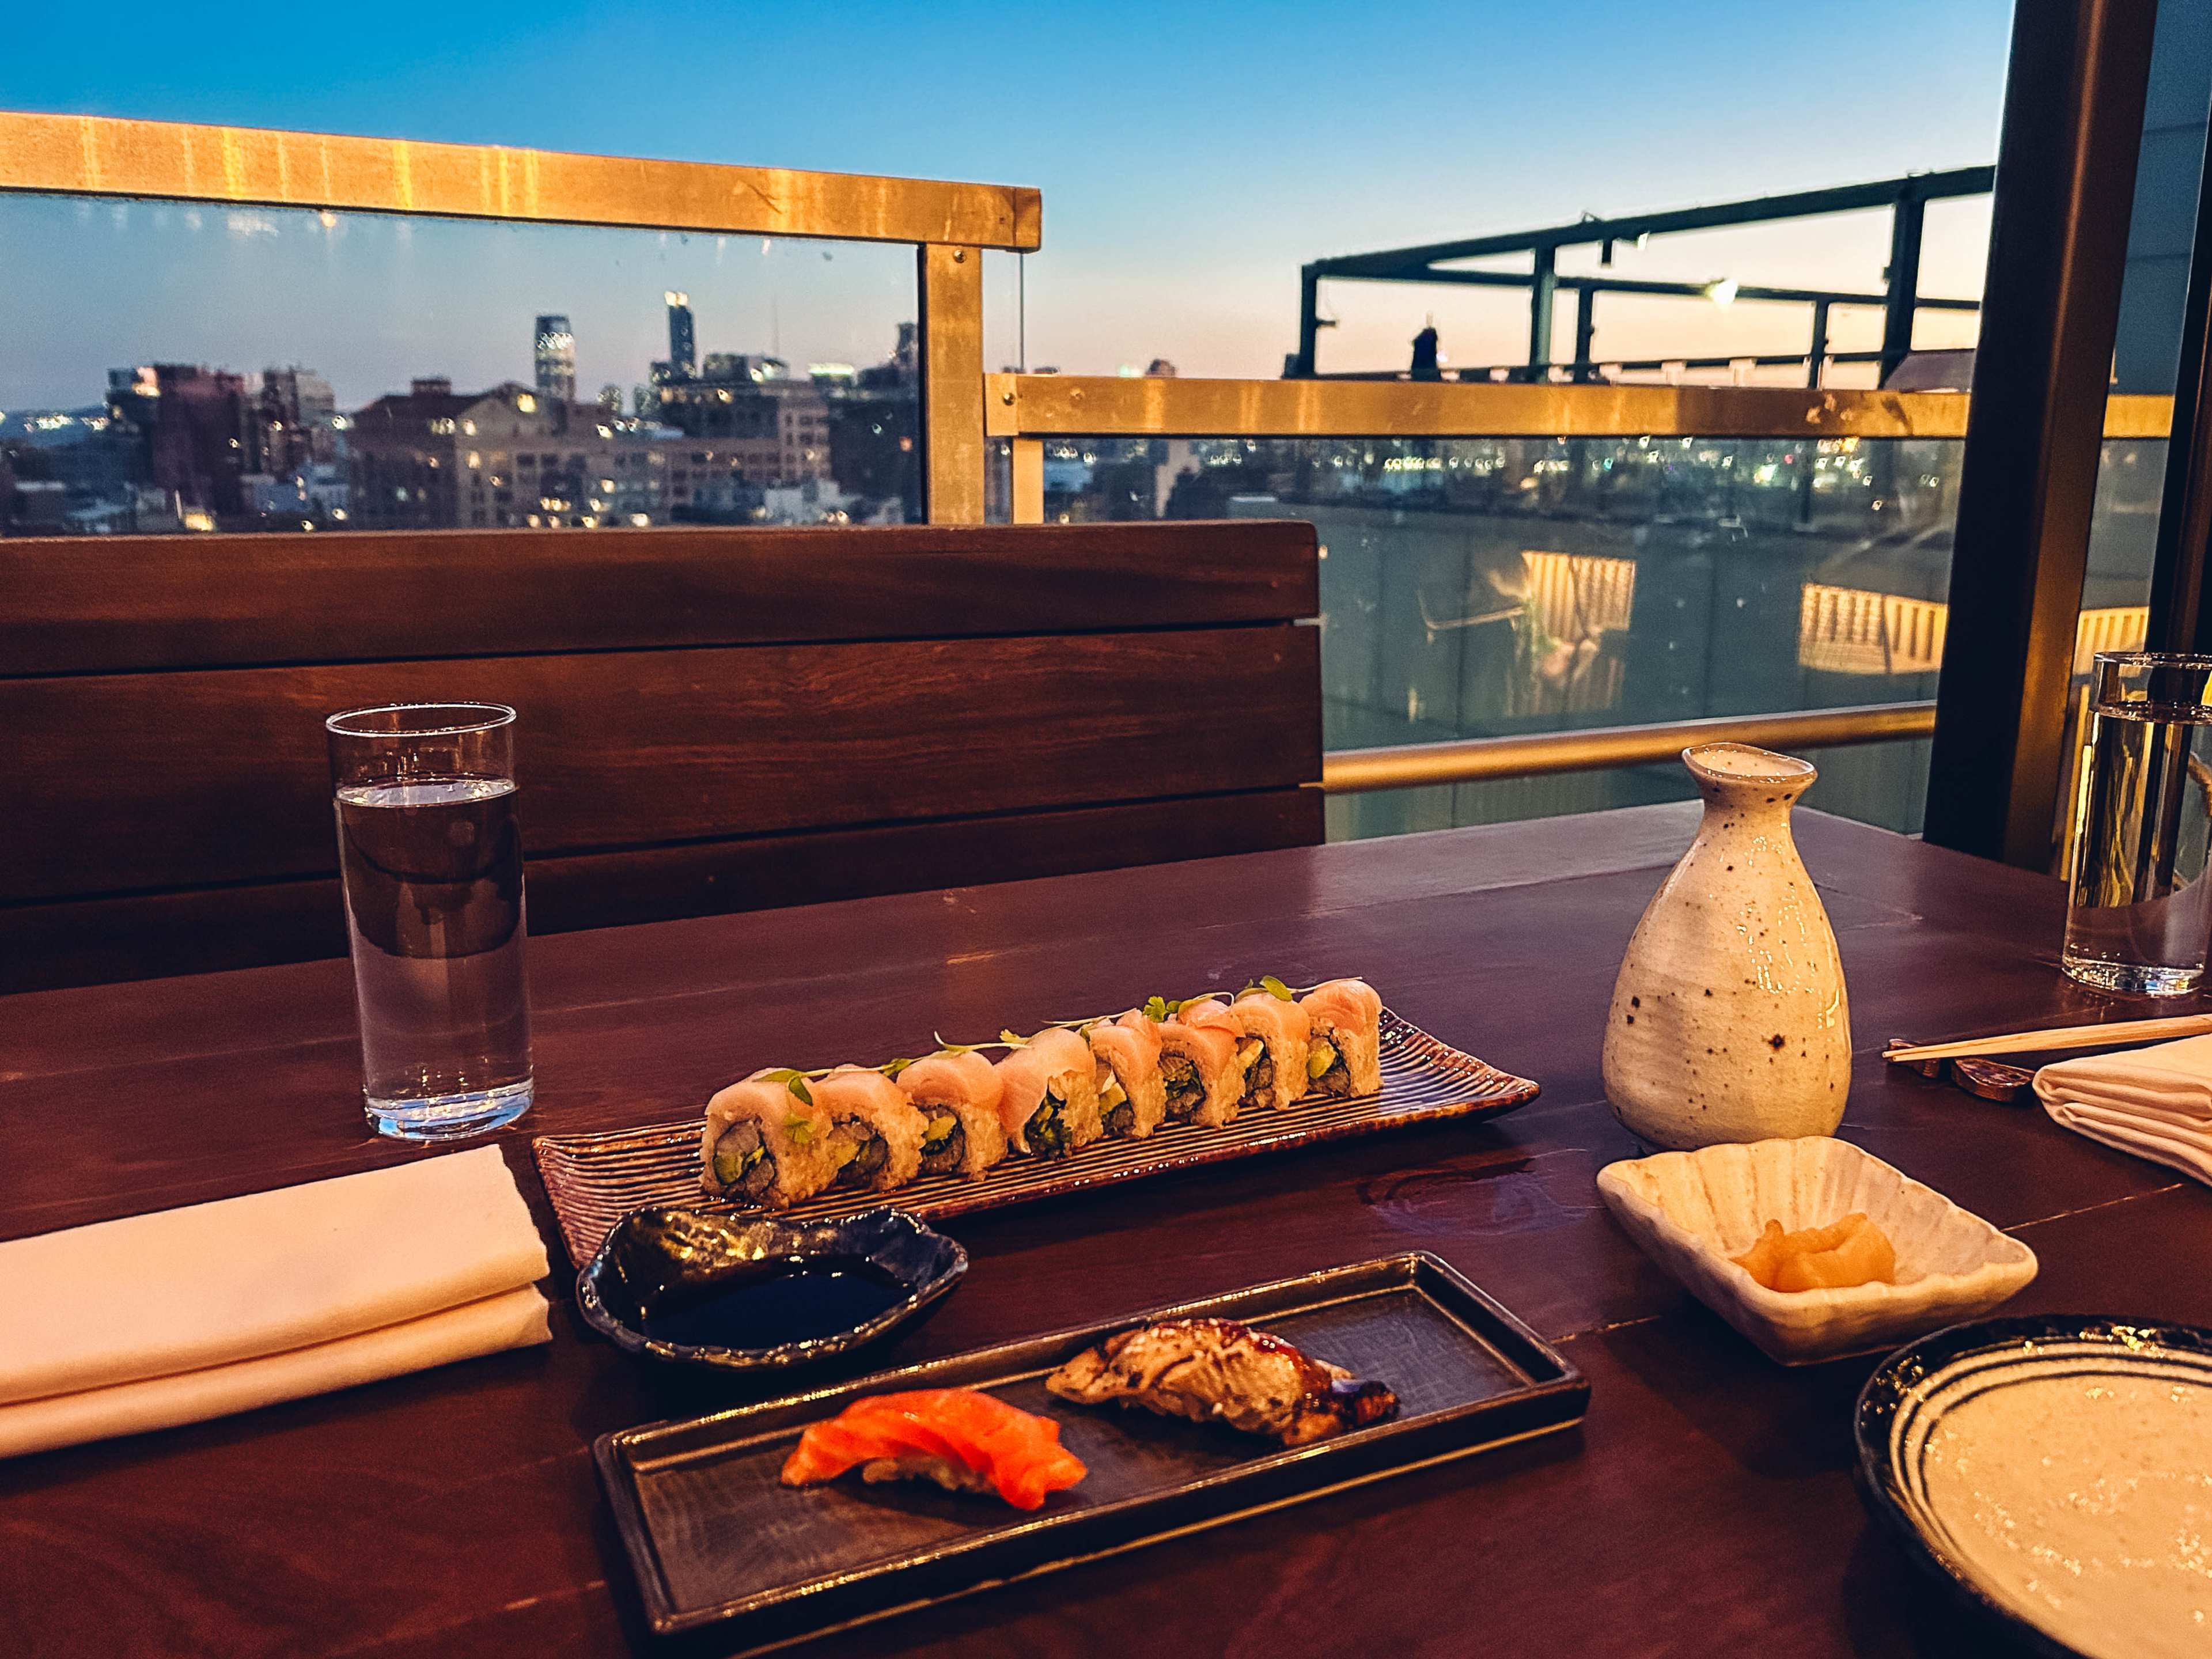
[990,423,2168,841]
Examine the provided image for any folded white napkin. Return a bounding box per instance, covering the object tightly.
[2034,1032,2212,1185]
[0,1146,552,1457]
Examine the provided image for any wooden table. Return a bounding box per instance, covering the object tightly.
[1,804,2202,1658]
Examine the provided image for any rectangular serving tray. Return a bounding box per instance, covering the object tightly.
[596,1252,1588,1649]
[537,1008,1537,1266]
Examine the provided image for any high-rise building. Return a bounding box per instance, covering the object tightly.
[664,292,696,377]
[107,363,253,518]
[534,315,577,403]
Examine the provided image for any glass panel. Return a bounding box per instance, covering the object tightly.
[0,194,921,535]
[1037,432,2158,839]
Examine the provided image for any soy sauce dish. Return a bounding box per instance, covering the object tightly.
[577,1206,965,1373]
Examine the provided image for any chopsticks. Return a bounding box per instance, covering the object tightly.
[1883,1012,2212,1065]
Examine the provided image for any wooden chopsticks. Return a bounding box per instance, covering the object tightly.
[1883,1012,2212,1065]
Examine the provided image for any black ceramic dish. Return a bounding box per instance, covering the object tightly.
[576,1206,965,1373]
[596,1252,1588,1647]
[1854,1314,2212,1659]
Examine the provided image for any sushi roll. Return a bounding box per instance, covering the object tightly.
[992,1027,1102,1158]
[1180,991,1311,1112]
[893,1050,1011,1179]
[1298,978,1384,1097]
[1154,1013,1243,1128]
[812,1066,930,1191]
[702,1068,853,1208]
[1082,1010,1168,1139]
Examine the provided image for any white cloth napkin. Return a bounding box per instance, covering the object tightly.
[2033,1032,2212,1185]
[0,1146,552,1457]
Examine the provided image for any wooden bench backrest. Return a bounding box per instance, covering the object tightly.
[1,521,1321,991]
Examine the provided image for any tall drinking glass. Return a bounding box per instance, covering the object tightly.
[326,703,534,1138]
[2063,654,2212,995]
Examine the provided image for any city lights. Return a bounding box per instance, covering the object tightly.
[4,290,922,535]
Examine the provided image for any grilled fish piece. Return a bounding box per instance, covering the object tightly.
[1045,1316,1397,1447]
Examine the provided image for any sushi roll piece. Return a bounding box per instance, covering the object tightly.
[812,1066,930,1192]
[992,1027,1102,1158]
[781,1388,1088,1510]
[1082,1010,1167,1139]
[1179,990,1312,1112]
[1154,1014,1243,1128]
[893,1050,1010,1179]
[701,1068,852,1208]
[1298,978,1384,1097]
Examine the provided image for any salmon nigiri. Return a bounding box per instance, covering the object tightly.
[779,1388,1088,1510]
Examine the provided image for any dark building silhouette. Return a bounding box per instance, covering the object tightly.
[107,364,253,518]
[1410,325,1441,381]
[665,291,696,377]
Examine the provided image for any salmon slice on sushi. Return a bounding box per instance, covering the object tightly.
[1179,989,1311,1112]
[892,1049,1010,1179]
[702,1069,854,1208]
[781,1388,1087,1510]
[992,1027,1102,1158]
[812,1066,930,1191]
[1298,978,1384,1097]
[1154,1013,1243,1128]
[1082,1010,1168,1139]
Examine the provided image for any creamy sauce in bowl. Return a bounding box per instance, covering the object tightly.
[1902,1346,2212,1658]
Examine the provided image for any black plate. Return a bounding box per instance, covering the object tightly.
[1855,1314,2212,1659]
[596,1252,1587,1647]
[577,1206,965,1373]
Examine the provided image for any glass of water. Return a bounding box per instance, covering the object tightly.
[326,703,534,1138]
[2063,654,2212,995]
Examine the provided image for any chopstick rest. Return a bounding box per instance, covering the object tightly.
[1883,1039,2033,1104]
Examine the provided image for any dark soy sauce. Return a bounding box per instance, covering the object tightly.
[642,1256,909,1348]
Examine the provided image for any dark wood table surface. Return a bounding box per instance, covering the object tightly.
[2,802,2203,1658]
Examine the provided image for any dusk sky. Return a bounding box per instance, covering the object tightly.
[1,1,2017,403]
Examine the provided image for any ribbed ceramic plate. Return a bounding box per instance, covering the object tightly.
[597,1253,1588,1646]
[535,1010,1536,1266]
[1855,1316,2212,1659]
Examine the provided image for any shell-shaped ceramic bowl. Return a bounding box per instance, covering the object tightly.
[1596,1137,2037,1365]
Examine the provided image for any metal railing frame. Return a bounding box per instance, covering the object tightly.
[2,109,2187,811]
[989,374,2171,796]
[0,111,1040,526]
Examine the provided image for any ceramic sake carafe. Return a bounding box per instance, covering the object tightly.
[1601,743,1850,1150]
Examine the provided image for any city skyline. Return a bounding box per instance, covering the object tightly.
[0,0,2017,378]
[0,195,922,415]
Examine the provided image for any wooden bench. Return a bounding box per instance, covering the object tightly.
[1,521,1321,992]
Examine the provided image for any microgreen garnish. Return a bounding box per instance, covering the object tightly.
[785,1116,815,1145]
[759,1067,816,1105]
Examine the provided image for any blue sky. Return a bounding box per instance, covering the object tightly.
[1,1,2017,392]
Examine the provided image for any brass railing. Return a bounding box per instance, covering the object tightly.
[987,374,2173,522]
[1322,703,1938,794]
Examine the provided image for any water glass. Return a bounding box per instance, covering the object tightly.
[2063,654,2212,995]
[326,703,534,1138]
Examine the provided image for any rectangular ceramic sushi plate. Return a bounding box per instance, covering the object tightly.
[537,1008,1538,1267]
[596,1253,1587,1647]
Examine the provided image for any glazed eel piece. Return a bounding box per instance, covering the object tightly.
[1045,1316,1397,1447]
